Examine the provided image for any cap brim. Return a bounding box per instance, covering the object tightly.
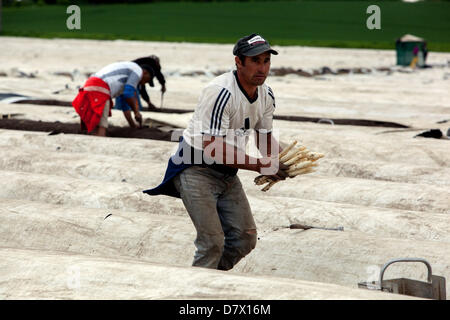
[243,44,278,56]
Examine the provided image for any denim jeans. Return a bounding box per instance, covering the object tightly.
[173,166,257,270]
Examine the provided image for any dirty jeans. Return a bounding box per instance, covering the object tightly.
[173,166,257,270]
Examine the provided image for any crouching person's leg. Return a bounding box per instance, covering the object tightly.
[217,176,257,271]
[192,232,224,269]
[217,228,257,271]
[173,167,225,269]
[96,100,110,136]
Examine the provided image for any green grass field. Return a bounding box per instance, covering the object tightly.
[2,1,450,51]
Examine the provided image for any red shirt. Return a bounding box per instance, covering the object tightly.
[72,77,113,132]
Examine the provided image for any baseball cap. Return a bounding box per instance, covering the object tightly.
[233,33,278,57]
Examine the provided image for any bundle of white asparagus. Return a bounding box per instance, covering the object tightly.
[254,140,324,192]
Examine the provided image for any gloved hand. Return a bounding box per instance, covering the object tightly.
[257,158,289,181]
[254,141,324,191]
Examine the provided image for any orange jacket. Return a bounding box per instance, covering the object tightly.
[72,77,113,132]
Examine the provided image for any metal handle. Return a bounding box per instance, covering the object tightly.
[379,258,433,288]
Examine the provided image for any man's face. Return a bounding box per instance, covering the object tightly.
[236,51,271,87]
[140,70,151,85]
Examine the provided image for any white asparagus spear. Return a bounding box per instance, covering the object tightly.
[284,154,305,166]
[307,153,325,161]
[291,154,310,163]
[280,147,306,163]
[259,166,316,190]
[283,149,311,165]
[287,160,312,172]
[278,140,298,159]
[260,166,315,191]
[280,149,297,163]
[261,168,313,191]
[255,140,324,191]
[288,167,315,177]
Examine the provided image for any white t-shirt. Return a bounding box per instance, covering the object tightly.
[183,71,276,151]
[94,61,142,98]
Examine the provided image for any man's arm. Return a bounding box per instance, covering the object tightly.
[203,135,287,180]
[125,94,142,127]
[139,84,150,105]
[255,131,283,156]
[156,71,166,93]
[255,131,288,179]
[123,68,143,127]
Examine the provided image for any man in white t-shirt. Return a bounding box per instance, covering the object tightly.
[144,34,288,270]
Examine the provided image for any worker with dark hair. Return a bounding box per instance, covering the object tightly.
[133,55,167,109]
[143,34,288,270]
[114,55,166,111]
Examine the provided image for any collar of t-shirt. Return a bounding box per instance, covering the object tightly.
[233,70,258,104]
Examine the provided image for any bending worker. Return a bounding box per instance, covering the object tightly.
[143,34,288,270]
[134,55,167,109]
[72,61,152,136]
[115,55,166,111]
